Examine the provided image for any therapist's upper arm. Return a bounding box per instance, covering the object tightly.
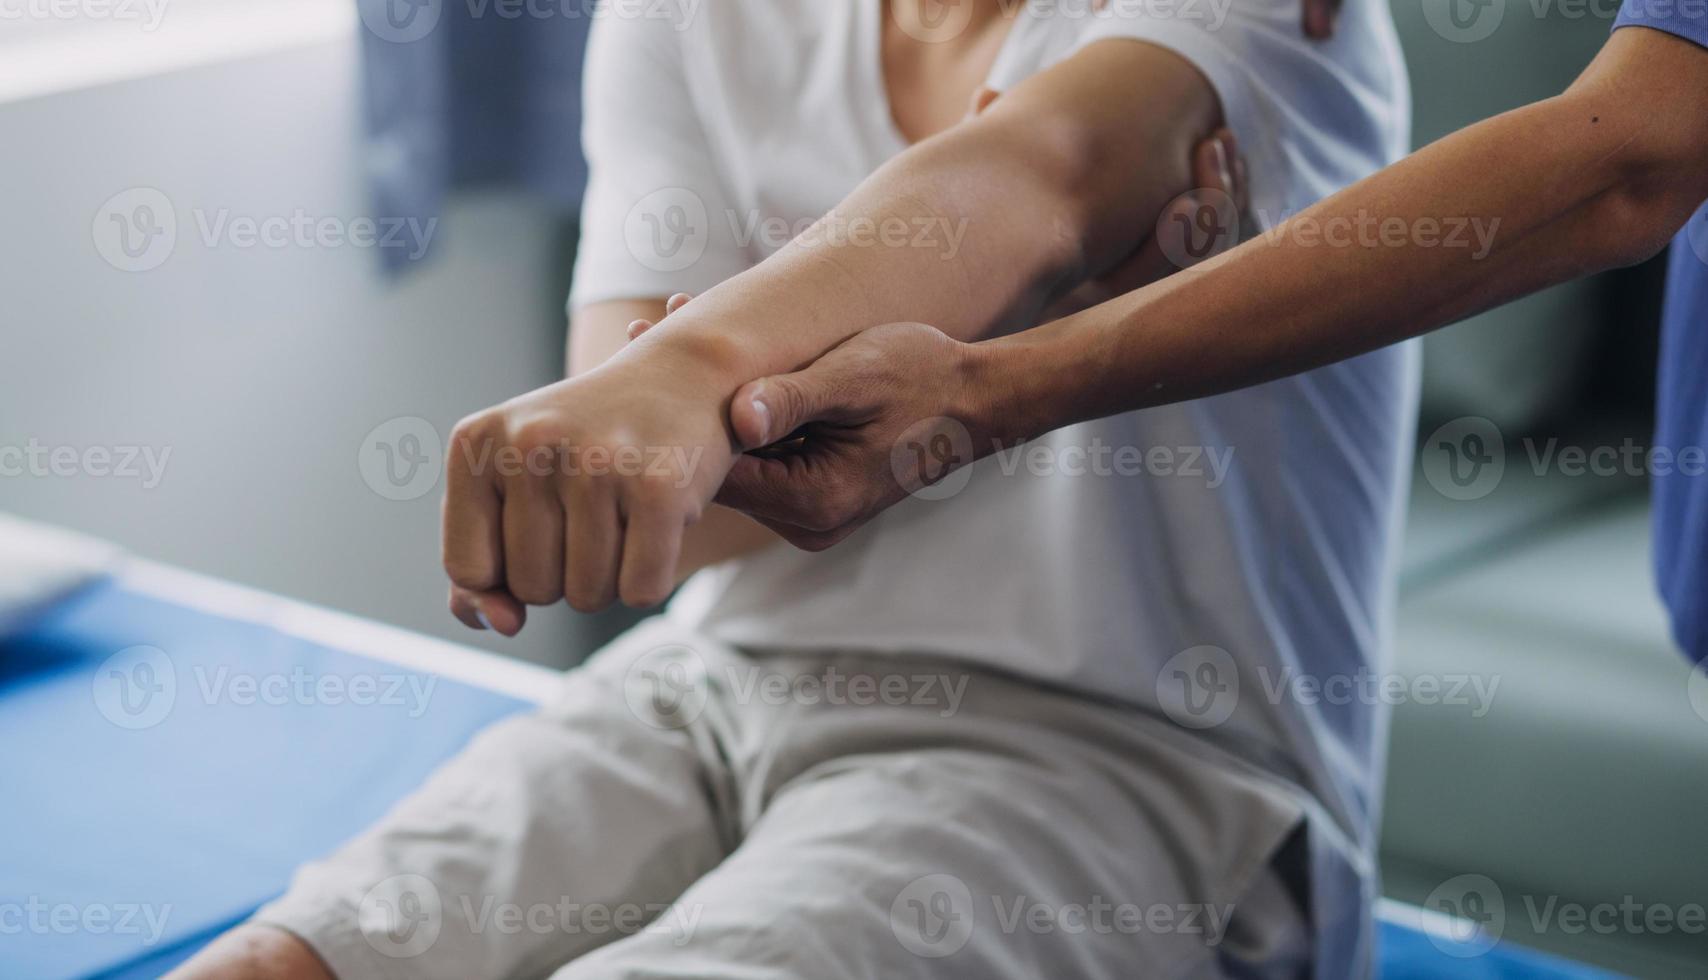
[1568,26,1708,223]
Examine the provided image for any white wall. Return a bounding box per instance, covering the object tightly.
[0,33,602,666]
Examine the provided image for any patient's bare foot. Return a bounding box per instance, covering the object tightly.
[167,924,334,980]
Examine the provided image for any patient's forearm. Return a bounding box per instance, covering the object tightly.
[974,30,1708,442]
[627,40,1217,384]
[571,300,781,578]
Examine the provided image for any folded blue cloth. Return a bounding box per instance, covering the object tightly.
[0,581,1620,978]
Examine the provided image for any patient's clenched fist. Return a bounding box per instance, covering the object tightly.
[441,353,740,633]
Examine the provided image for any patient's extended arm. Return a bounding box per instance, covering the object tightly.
[442,38,1224,631]
[712,27,1708,549]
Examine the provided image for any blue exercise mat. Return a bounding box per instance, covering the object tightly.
[0,580,1621,978]
[0,581,530,979]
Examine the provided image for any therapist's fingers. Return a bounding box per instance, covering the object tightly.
[563,481,622,612]
[1304,0,1341,39]
[617,503,686,608]
[444,416,506,592]
[626,293,695,342]
[1133,129,1246,286]
[719,454,865,550]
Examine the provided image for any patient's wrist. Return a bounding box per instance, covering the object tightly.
[628,318,762,389]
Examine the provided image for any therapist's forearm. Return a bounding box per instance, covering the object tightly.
[623,41,1218,385]
[970,29,1708,444]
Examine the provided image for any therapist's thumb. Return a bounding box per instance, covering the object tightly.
[730,371,838,451]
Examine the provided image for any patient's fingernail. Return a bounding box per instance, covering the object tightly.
[475,609,493,631]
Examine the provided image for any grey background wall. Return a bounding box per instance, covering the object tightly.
[0,34,596,667]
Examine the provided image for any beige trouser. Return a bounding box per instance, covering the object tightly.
[255,618,1316,979]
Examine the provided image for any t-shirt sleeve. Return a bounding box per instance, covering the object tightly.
[1614,0,1708,48]
[568,13,752,312]
[987,1,1411,220]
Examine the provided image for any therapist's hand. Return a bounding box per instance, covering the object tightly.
[713,321,997,551]
[1303,0,1340,38]
[442,343,741,634]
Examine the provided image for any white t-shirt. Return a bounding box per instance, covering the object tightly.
[572,0,1417,868]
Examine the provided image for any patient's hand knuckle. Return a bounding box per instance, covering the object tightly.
[450,414,495,459]
[511,582,559,606]
[564,583,614,614]
[507,417,564,456]
[443,558,497,591]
